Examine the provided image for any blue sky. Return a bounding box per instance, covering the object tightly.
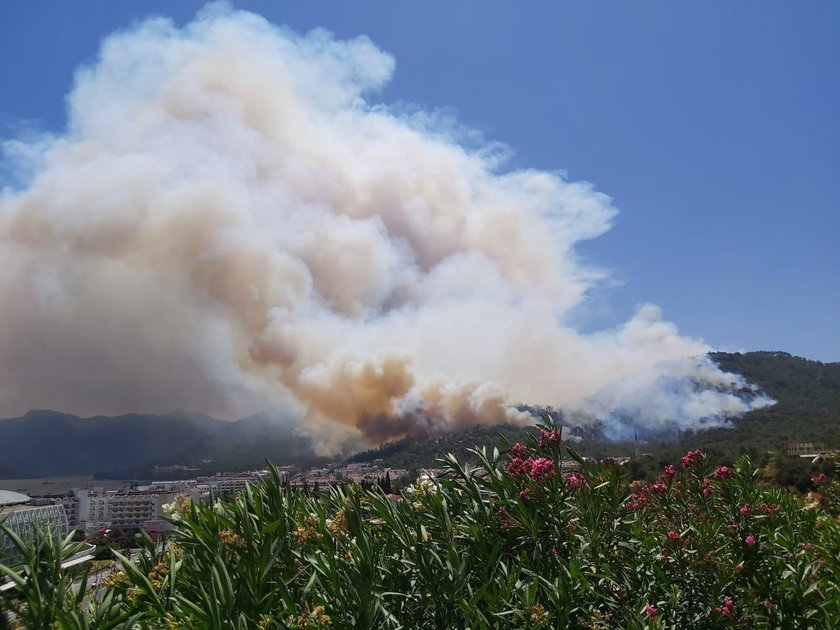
[1,1,838,362]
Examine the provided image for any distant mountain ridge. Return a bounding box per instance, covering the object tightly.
[102,412,325,479]
[0,410,227,478]
[0,409,322,479]
[1,351,837,479]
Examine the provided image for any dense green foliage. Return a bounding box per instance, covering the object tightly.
[2,429,839,629]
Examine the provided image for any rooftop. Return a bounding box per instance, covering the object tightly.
[0,502,62,514]
[0,490,30,506]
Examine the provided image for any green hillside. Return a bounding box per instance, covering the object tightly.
[349,352,840,473]
[705,351,840,449]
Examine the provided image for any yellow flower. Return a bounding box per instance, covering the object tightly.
[103,570,130,590]
[218,529,247,549]
[327,508,348,540]
[528,603,549,626]
[286,604,332,629]
[293,525,323,545]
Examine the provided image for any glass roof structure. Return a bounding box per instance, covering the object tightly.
[0,490,30,506]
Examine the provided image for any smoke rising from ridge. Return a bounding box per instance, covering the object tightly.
[0,4,771,448]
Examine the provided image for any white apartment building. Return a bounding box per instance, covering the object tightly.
[74,487,208,533]
[85,491,113,533]
[210,477,258,497]
[108,494,161,529]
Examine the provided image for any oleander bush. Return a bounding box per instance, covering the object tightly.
[2,424,839,629]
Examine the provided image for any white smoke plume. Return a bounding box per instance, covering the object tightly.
[0,4,771,447]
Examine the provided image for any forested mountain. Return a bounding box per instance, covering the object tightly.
[342,352,840,471]
[693,351,840,451]
[103,412,322,478]
[0,410,226,477]
[1,351,837,479]
[0,410,321,479]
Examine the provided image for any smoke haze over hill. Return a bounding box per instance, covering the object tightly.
[0,3,772,451]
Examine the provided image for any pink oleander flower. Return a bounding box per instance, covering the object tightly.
[714,465,732,479]
[701,479,713,498]
[745,535,756,548]
[758,502,781,515]
[649,481,668,494]
[530,457,556,484]
[531,457,555,477]
[714,597,735,619]
[740,503,751,516]
[628,491,651,510]
[717,608,732,619]
[667,530,681,542]
[565,471,587,490]
[680,449,704,468]
[510,443,528,459]
[812,472,828,485]
[496,506,513,531]
[508,457,534,478]
[663,464,678,478]
[538,428,560,448]
[642,604,659,618]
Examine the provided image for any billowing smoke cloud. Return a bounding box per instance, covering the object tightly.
[0,4,771,448]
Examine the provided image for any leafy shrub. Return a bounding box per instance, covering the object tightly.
[2,426,839,628]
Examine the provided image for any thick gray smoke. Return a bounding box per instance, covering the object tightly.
[0,4,771,449]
